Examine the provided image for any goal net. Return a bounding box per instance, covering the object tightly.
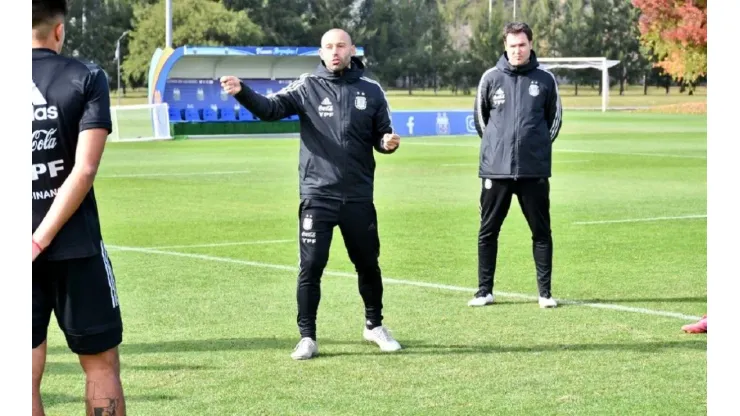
[109,103,172,142]
[538,57,620,112]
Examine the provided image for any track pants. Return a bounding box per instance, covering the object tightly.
[477,178,553,298]
[297,198,383,340]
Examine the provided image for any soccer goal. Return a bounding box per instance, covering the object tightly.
[538,57,620,112]
[109,103,172,142]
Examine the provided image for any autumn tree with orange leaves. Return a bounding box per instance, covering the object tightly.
[631,0,707,91]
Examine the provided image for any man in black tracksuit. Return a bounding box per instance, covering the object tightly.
[221,28,403,359]
[468,22,563,309]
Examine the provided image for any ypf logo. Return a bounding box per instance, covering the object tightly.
[465,115,476,133]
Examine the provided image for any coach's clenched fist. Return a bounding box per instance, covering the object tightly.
[220,76,242,96]
[382,133,400,151]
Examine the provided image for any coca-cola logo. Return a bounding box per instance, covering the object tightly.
[32,128,58,152]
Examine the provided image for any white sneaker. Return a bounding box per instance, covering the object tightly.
[539,296,558,308]
[363,326,402,352]
[290,337,318,360]
[468,293,495,307]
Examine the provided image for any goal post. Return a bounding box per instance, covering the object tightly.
[538,57,620,112]
[109,103,173,142]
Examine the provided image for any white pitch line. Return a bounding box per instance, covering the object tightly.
[442,160,592,167]
[107,244,702,321]
[556,149,707,160]
[99,170,251,178]
[143,239,294,249]
[574,214,707,225]
[402,142,706,159]
[403,142,477,148]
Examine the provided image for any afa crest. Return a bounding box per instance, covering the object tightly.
[528,83,540,97]
[354,96,367,110]
[302,216,313,230]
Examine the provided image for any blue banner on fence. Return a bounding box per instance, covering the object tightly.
[181,46,364,57]
[391,111,478,137]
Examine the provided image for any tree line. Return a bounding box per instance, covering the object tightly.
[61,0,706,95]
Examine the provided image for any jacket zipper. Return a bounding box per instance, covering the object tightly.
[513,76,520,180]
[340,82,348,204]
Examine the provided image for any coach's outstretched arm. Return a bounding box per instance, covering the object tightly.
[32,70,111,260]
[221,75,304,121]
[473,71,493,139]
[372,97,400,154]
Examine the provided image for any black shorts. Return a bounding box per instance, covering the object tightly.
[32,245,123,355]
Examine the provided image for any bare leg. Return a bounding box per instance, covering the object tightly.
[32,341,47,416]
[79,347,126,416]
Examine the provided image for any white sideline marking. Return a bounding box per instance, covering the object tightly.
[403,142,477,148]
[574,214,707,225]
[144,240,294,249]
[107,244,702,321]
[99,170,251,178]
[403,142,706,159]
[557,149,707,160]
[442,160,592,167]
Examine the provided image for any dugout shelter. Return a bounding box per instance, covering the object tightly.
[147,45,365,137]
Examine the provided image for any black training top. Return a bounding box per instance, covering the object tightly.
[32,48,112,261]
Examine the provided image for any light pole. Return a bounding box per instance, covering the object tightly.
[490,0,518,22]
[116,30,130,106]
[166,0,172,49]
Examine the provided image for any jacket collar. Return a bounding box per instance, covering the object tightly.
[495,50,540,75]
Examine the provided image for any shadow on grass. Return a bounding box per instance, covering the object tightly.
[46,337,358,355]
[572,296,706,304]
[44,361,215,375]
[320,338,707,357]
[42,392,177,406]
[47,336,706,358]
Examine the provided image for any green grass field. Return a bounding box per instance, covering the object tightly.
[40,111,707,415]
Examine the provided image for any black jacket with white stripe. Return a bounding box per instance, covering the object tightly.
[234,56,396,202]
[473,51,562,180]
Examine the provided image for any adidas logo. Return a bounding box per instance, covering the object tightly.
[32,81,47,105]
[32,81,58,121]
[321,97,331,106]
[493,88,506,106]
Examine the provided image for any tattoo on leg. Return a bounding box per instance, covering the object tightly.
[92,400,118,416]
[86,381,119,416]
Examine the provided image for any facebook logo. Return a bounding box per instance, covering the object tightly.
[406,116,415,135]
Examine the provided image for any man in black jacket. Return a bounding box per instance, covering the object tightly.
[469,22,563,309]
[221,28,402,360]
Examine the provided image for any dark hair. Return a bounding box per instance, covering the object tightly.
[32,0,67,28]
[503,22,533,42]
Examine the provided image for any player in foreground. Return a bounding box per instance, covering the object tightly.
[221,28,403,360]
[33,1,126,414]
[470,22,563,309]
